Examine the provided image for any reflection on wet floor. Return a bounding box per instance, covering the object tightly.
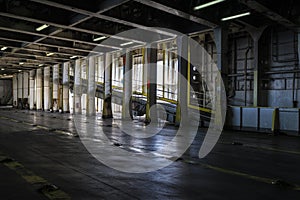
[1,108,300,199]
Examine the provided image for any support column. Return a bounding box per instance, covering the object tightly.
[52,64,59,112]
[214,27,229,91]
[74,59,82,114]
[36,68,43,110]
[214,26,229,128]
[43,66,51,111]
[175,36,189,125]
[122,50,133,119]
[145,44,157,123]
[62,62,70,113]
[247,27,266,107]
[29,70,35,110]
[87,57,96,116]
[23,72,29,108]
[142,47,147,96]
[13,74,18,107]
[17,73,23,109]
[102,53,113,119]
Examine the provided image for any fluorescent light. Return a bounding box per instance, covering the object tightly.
[39,64,44,67]
[1,47,7,51]
[93,36,107,42]
[36,24,49,31]
[1,68,4,71]
[221,12,251,21]
[120,41,134,47]
[70,55,77,59]
[3,74,7,76]
[194,0,225,10]
[46,52,54,56]
[19,62,24,65]
[18,70,22,72]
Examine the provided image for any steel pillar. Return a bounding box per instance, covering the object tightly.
[102,53,113,119]
[13,74,18,107]
[247,27,266,107]
[36,68,43,110]
[23,72,29,108]
[145,44,157,123]
[29,70,35,110]
[175,36,188,126]
[62,62,70,113]
[87,57,96,116]
[74,59,82,114]
[122,50,133,120]
[43,66,51,111]
[214,26,229,128]
[52,64,59,112]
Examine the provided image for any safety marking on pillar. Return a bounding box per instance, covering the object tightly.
[0,152,71,200]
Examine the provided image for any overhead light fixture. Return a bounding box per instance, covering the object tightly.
[39,64,44,67]
[3,74,7,76]
[18,70,22,72]
[46,52,54,56]
[1,68,5,71]
[120,41,134,47]
[221,12,251,21]
[70,55,77,59]
[36,24,49,31]
[194,0,225,10]
[1,46,7,51]
[19,62,24,65]
[93,36,107,42]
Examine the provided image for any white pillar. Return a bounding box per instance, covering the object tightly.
[122,51,133,119]
[74,59,82,114]
[36,68,43,110]
[17,73,23,100]
[23,72,29,100]
[29,70,35,110]
[53,64,59,112]
[102,53,113,118]
[44,66,51,111]
[87,57,96,116]
[13,74,18,107]
[62,62,70,113]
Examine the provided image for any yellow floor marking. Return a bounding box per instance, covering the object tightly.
[0,152,71,200]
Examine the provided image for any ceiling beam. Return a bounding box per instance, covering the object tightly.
[0,12,144,44]
[0,56,61,65]
[29,0,176,37]
[240,0,298,29]
[0,36,104,55]
[0,44,87,58]
[2,53,67,63]
[0,27,121,50]
[133,0,217,28]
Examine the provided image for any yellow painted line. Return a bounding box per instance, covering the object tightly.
[158,97,177,104]
[188,104,213,113]
[200,162,300,190]
[244,144,300,156]
[36,125,49,130]
[220,142,300,156]
[54,130,75,137]
[0,152,71,200]
[256,146,300,156]
[200,162,273,184]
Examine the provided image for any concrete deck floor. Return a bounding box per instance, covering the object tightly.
[0,108,300,199]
